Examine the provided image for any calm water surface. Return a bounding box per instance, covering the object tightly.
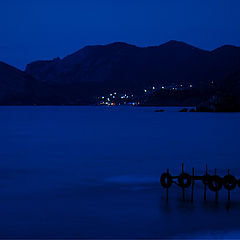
[0,106,240,238]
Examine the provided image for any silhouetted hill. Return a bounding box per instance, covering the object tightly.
[1,40,240,106]
[0,61,35,105]
[218,71,240,104]
[26,41,208,88]
[25,41,240,104]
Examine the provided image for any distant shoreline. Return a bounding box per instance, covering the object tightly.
[0,105,239,113]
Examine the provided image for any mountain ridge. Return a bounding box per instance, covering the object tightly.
[25,40,240,87]
[1,40,240,105]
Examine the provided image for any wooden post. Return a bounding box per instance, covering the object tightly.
[166,168,169,203]
[215,168,218,204]
[228,169,230,202]
[191,167,194,203]
[204,164,208,201]
[182,163,185,201]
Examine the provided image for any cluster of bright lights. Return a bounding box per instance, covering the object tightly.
[100,102,115,106]
[121,94,130,99]
[144,84,193,92]
[99,83,195,107]
[98,92,137,106]
[144,86,158,93]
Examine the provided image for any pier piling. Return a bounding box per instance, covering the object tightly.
[166,168,169,203]
[160,165,238,205]
[228,169,231,202]
[215,168,218,204]
[204,164,208,201]
[182,163,185,201]
[191,168,194,203]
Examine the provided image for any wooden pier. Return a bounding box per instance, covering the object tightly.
[160,164,238,204]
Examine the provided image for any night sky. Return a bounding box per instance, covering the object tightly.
[0,0,240,69]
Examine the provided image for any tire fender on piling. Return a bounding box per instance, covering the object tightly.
[208,175,222,192]
[178,173,192,188]
[223,175,237,190]
[160,173,173,188]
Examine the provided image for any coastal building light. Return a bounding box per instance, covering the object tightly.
[144,89,147,93]
[114,92,117,95]
[110,94,113,96]
[162,86,165,89]
[102,96,105,99]
[190,84,193,88]
[153,87,155,90]
[107,98,110,101]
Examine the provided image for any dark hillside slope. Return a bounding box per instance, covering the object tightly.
[0,62,36,105]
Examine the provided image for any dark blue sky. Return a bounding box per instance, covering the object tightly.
[0,0,240,70]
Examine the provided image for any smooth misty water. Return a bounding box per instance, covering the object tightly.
[0,106,240,238]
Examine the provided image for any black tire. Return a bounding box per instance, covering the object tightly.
[223,175,237,190]
[178,173,192,188]
[160,173,173,188]
[208,175,222,192]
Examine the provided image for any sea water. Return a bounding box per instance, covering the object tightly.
[0,106,240,238]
